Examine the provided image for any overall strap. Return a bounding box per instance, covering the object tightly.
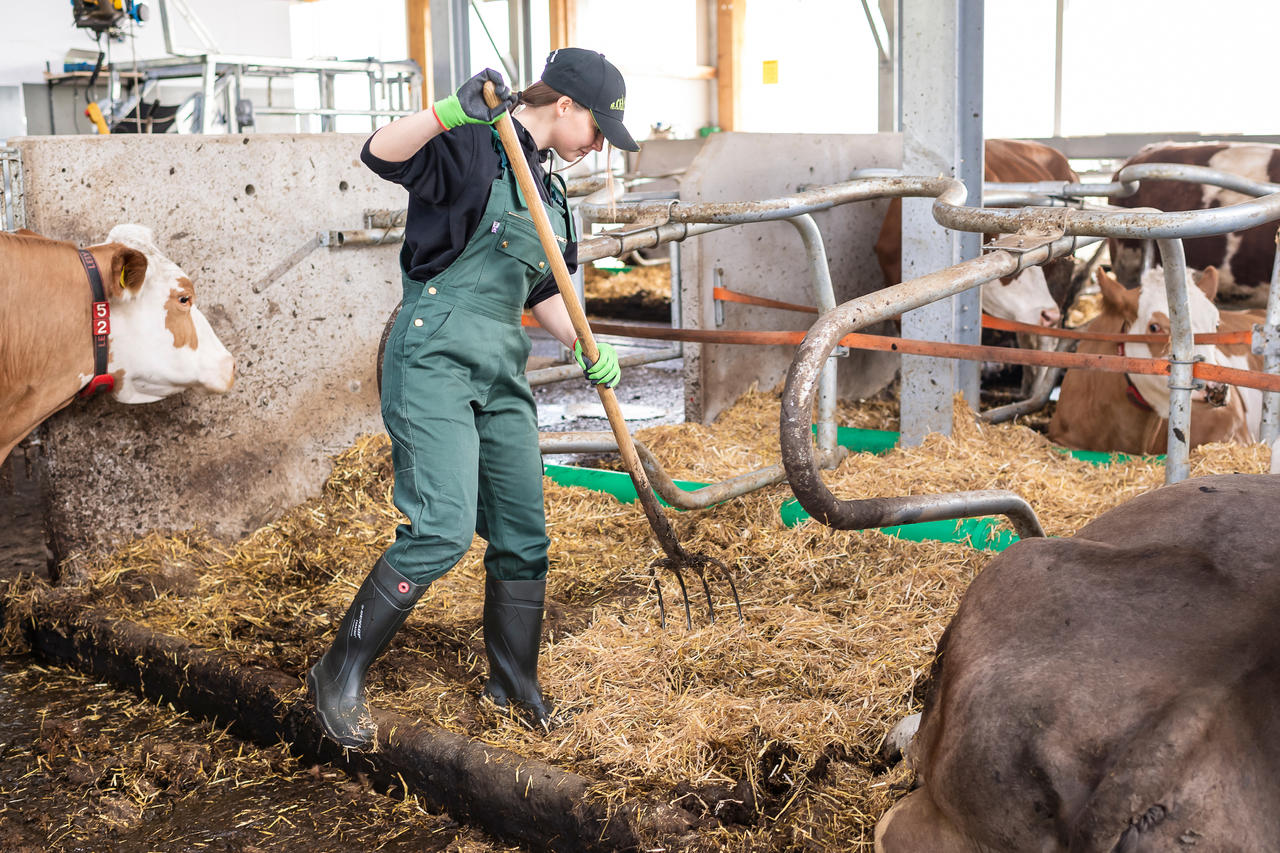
[489,129,574,239]
[548,171,575,240]
[490,128,523,208]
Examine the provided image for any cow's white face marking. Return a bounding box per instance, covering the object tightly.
[1126,267,1223,412]
[103,224,235,404]
[980,265,1060,351]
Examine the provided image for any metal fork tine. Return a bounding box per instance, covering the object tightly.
[648,554,744,630]
[691,561,716,624]
[720,566,745,624]
[649,563,669,629]
[705,555,745,625]
[666,562,694,630]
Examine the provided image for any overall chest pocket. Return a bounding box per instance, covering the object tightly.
[496,211,564,278]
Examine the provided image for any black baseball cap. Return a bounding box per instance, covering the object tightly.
[541,48,639,152]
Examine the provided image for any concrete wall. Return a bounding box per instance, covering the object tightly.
[11,133,404,555]
[677,131,902,424]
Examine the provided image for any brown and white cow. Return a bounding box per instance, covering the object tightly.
[1,224,235,461]
[875,139,1082,353]
[1110,142,1280,305]
[1048,266,1262,454]
[875,472,1280,852]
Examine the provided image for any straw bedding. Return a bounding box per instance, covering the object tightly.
[584,265,672,301]
[583,265,671,320]
[3,391,1270,850]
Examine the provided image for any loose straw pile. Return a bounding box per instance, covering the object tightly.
[4,391,1270,849]
[584,265,670,302]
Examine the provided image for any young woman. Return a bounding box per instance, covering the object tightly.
[307,50,639,748]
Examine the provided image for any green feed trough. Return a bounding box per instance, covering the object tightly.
[543,426,1160,553]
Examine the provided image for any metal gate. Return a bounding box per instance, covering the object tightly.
[1,147,25,232]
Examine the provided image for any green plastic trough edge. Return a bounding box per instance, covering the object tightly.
[543,426,1160,554]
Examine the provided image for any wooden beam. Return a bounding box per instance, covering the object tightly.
[407,0,432,104]
[549,0,576,51]
[715,0,744,131]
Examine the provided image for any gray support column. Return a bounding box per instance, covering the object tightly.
[1053,0,1065,138]
[862,0,896,132]
[508,0,533,88]
[898,0,984,444]
[199,57,216,134]
[430,0,471,99]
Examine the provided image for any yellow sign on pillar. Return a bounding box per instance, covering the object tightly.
[762,60,779,85]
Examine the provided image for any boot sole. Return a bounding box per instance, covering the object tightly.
[306,666,375,750]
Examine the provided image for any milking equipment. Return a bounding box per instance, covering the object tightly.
[72,0,149,38]
[69,0,151,134]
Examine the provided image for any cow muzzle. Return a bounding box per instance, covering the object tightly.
[1200,381,1230,407]
[202,350,236,393]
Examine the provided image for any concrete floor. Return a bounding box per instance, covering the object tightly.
[527,326,686,454]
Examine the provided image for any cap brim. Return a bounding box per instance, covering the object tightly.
[591,110,640,152]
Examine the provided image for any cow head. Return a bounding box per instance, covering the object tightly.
[981,265,1061,351]
[97,224,235,404]
[1104,265,1227,412]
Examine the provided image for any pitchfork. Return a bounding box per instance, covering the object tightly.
[483,82,742,629]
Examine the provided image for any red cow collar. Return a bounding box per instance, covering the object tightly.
[77,249,115,398]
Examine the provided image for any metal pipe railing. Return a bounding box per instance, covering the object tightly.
[583,175,1077,522]
[1261,236,1280,445]
[561,177,952,507]
[933,178,1280,241]
[1155,239,1196,482]
[579,175,957,226]
[934,174,1280,482]
[780,180,1070,537]
[578,220,730,264]
[785,214,843,463]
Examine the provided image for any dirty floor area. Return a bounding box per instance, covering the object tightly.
[0,653,510,853]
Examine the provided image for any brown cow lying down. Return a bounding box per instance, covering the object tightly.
[1048,266,1263,454]
[0,225,235,461]
[876,472,1280,852]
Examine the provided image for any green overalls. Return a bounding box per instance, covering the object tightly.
[380,131,572,586]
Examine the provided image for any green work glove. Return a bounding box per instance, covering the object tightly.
[573,339,621,389]
[433,68,517,130]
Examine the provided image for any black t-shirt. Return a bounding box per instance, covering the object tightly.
[360,119,573,309]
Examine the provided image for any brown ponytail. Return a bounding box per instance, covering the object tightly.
[516,81,585,110]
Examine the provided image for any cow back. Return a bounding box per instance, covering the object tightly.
[908,473,1280,851]
[1110,142,1280,303]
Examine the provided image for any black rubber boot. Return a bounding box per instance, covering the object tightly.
[307,557,426,749]
[481,577,554,728]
